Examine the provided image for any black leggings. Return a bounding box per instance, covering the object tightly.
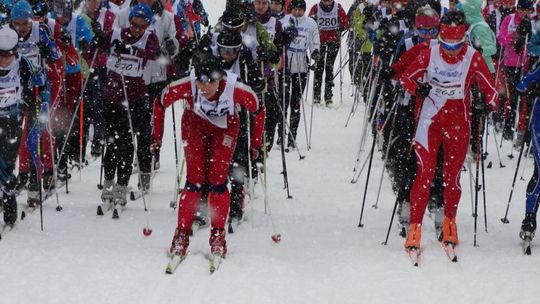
[313,41,340,100]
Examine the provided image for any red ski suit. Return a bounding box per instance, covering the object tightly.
[156,73,260,231]
[400,44,498,224]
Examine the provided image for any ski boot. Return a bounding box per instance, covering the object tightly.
[313,93,321,105]
[169,228,190,257]
[325,97,333,107]
[404,223,422,249]
[42,171,54,192]
[439,216,459,246]
[16,172,29,192]
[397,200,410,238]
[27,182,41,208]
[100,180,115,203]
[3,194,17,226]
[113,184,128,207]
[520,213,536,241]
[209,228,227,258]
[57,166,69,182]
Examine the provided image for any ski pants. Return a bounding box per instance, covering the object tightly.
[313,41,340,100]
[263,90,281,152]
[18,109,54,176]
[176,111,239,232]
[503,67,528,135]
[0,115,23,194]
[103,98,152,186]
[410,110,470,224]
[54,72,83,170]
[83,67,107,152]
[526,98,540,214]
[285,72,307,146]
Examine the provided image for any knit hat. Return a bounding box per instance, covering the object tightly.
[0,26,19,53]
[129,3,153,24]
[222,8,245,29]
[11,0,34,21]
[290,0,306,10]
[517,0,534,10]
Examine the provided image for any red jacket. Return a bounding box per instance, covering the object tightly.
[400,44,499,121]
[392,41,431,80]
[309,1,349,44]
[154,75,265,150]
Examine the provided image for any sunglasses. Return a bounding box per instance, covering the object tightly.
[218,45,241,55]
[440,40,464,51]
[417,27,438,36]
[196,71,222,83]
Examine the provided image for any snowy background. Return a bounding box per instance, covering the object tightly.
[2,0,538,303]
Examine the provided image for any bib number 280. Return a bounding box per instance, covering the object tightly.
[318,18,337,27]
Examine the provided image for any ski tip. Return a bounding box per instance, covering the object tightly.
[112,209,119,219]
[525,246,532,255]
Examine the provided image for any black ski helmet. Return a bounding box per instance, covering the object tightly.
[217,29,243,49]
[193,53,224,83]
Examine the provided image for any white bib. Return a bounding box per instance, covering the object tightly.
[18,21,41,71]
[106,28,150,78]
[190,70,237,128]
[0,59,22,109]
[317,3,338,30]
[262,17,277,40]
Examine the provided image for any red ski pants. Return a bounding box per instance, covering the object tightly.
[176,111,239,231]
[410,112,470,224]
[18,110,54,174]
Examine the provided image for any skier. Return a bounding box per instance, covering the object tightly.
[94,3,159,207]
[516,66,540,253]
[156,53,259,262]
[309,0,349,105]
[400,11,498,251]
[10,0,61,206]
[497,0,534,145]
[281,0,320,148]
[51,0,94,178]
[212,29,265,226]
[0,26,38,226]
[81,0,116,159]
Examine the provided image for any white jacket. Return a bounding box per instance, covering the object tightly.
[281,15,320,74]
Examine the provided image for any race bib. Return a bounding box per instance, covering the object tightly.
[429,79,465,100]
[317,16,338,30]
[0,87,18,108]
[109,54,143,77]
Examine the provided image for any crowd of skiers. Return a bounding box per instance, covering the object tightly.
[0,0,540,263]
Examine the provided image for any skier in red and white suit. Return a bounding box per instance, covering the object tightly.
[400,11,499,250]
[154,54,260,258]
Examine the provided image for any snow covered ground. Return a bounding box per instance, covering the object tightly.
[1,1,539,303]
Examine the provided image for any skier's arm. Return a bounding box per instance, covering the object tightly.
[233,81,259,113]
[38,26,60,62]
[399,49,429,96]
[497,15,513,47]
[517,66,540,92]
[153,76,192,144]
[337,4,350,31]
[471,52,499,111]
[309,19,321,54]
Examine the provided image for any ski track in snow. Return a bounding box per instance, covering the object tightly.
[1,1,538,303]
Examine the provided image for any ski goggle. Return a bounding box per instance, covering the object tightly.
[218,44,241,56]
[440,39,464,51]
[417,27,438,36]
[196,70,223,83]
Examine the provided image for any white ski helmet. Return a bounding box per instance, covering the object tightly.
[0,26,19,53]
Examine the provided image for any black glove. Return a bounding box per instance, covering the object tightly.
[113,40,130,54]
[415,82,432,99]
[283,26,298,44]
[379,65,395,80]
[311,49,320,62]
[201,18,209,27]
[517,18,532,37]
[257,46,270,61]
[163,38,176,56]
[198,32,212,51]
[37,41,51,59]
[60,28,71,44]
[514,36,525,53]
[91,21,104,46]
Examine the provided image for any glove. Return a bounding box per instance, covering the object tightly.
[379,65,395,80]
[284,26,298,44]
[113,40,130,54]
[198,33,212,51]
[415,82,432,99]
[517,18,532,37]
[91,21,104,46]
[60,28,71,44]
[150,141,161,155]
[37,41,51,59]
[311,49,321,63]
[163,38,177,56]
[514,36,525,53]
[201,18,209,27]
[257,46,270,61]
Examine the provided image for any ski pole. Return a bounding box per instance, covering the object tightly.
[45,103,62,212]
[357,131,378,228]
[79,92,84,181]
[339,39,343,106]
[97,144,105,190]
[480,114,488,233]
[279,54,292,198]
[258,163,281,244]
[170,103,181,209]
[143,154,155,237]
[34,86,44,230]
[491,123,506,168]
[382,194,399,245]
[520,142,532,181]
